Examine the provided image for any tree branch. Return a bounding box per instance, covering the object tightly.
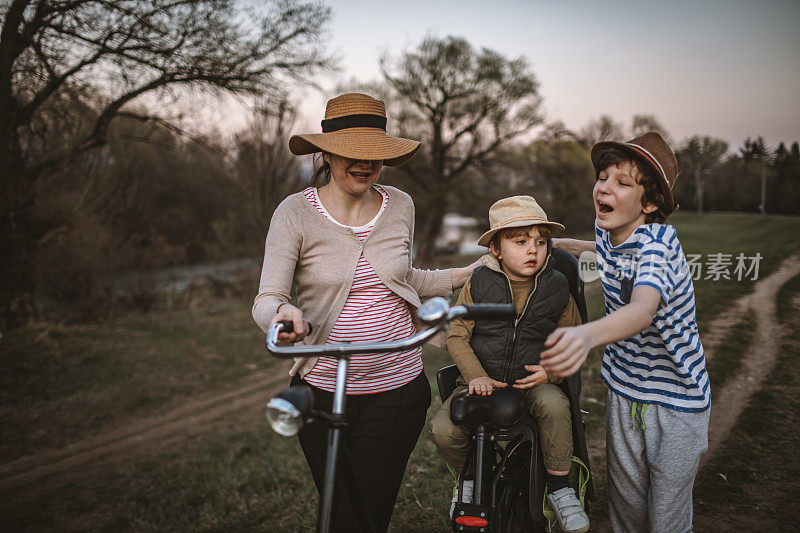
[114,110,225,156]
[20,39,107,121]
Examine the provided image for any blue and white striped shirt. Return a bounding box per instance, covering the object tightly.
[596,223,710,412]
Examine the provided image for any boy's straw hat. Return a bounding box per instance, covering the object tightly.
[590,131,679,209]
[289,93,421,166]
[477,196,565,247]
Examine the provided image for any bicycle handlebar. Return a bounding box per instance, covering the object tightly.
[459,303,519,320]
[266,300,515,359]
[277,320,313,335]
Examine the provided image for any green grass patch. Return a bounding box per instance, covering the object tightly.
[777,273,800,324]
[0,420,319,532]
[670,212,800,328]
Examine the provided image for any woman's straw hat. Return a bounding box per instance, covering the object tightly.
[591,132,679,209]
[289,93,421,166]
[477,196,565,247]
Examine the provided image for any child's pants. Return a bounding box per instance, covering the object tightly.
[430,383,573,474]
[606,389,710,533]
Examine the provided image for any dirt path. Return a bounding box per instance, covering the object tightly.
[702,253,800,462]
[0,367,291,491]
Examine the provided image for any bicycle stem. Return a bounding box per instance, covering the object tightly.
[316,357,375,533]
[318,358,349,532]
[474,423,486,506]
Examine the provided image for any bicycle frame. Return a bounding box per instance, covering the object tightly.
[265,298,515,533]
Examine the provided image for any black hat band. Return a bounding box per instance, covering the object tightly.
[321,114,387,133]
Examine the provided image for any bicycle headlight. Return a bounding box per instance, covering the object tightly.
[266,385,314,437]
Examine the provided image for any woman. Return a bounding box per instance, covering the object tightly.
[252,93,478,531]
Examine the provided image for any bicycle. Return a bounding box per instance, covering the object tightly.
[439,247,594,533]
[436,367,593,533]
[264,297,516,533]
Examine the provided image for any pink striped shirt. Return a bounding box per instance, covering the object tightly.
[302,186,423,394]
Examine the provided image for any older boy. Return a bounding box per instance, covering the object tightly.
[542,132,710,532]
[430,195,590,533]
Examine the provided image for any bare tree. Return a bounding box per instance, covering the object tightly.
[379,35,544,262]
[0,0,332,326]
[678,135,728,214]
[579,113,671,149]
[479,139,595,234]
[578,114,625,149]
[631,114,672,144]
[538,120,580,143]
[233,97,304,232]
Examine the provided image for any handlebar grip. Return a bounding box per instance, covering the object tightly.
[462,304,516,320]
[277,320,313,335]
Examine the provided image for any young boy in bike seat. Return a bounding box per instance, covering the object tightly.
[542,132,710,532]
[430,195,590,533]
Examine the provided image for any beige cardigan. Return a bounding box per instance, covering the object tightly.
[252,185,452,377]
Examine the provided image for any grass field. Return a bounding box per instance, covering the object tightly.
[2,212,799,531]
[0,300,274,462]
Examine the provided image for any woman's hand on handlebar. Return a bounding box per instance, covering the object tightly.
[270,304,310,344]
[468,376,508,396]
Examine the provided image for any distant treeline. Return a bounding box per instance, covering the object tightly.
[3,1,797,325]
[22,93,800,323]
[674,137,800,215]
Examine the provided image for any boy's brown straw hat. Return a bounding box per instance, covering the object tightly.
[477,196,565,247]
[289,93,421,166]
[591,131,679,209]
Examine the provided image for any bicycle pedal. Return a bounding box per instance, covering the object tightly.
[451,503,492,532]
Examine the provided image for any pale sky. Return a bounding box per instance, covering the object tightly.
[283,0,800,152]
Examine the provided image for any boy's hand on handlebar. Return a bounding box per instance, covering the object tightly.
[513,364,549,389]
[468,376,507,396]
[270,304,310,344]
[540,325,591,378]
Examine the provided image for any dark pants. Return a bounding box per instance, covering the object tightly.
[291,371,431,533]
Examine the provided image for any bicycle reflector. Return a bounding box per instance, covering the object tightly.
[266,385,313,437]
[455,516,489,527]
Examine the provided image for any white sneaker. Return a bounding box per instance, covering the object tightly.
[546,487,589,533]
[449,479,474,519]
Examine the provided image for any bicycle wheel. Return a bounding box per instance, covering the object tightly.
[491,440,545,533]
[493,481,545,533]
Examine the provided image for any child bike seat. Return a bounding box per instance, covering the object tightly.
[450,388,527,427]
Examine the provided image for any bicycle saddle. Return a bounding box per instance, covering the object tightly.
[450,387,527,427]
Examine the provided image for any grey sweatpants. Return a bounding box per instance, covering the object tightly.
[606,389,710,533]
